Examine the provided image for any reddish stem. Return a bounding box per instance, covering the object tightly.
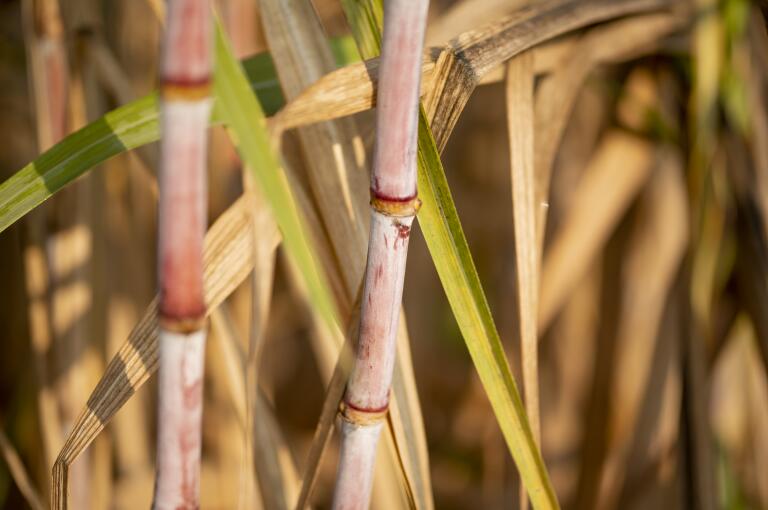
[332,1,429,508]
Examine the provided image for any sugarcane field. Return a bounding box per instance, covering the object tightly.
[0,0,766,508]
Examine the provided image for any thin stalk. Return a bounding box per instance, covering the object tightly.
[21,0,67,472]
[506,51,540,510]
[153,1,212,509]
[0,427,45,510]
[24,1,105,506]
[332,1,429,508]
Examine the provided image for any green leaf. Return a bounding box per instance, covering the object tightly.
[212,20,338,331]
[339,2,559,508]
[0,37,359,234]
[340,0,383,59]
[0,94,158,233]
[415,113,558,509]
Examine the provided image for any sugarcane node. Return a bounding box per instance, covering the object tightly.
[161,78,212,101]
[339,400,389,426]
[158,313,207,334]
[370,191,422,217]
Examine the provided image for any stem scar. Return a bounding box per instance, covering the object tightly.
[393,220,410,248]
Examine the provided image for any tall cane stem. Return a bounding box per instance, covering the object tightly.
[332,1,429,508]
[153,1,212,508]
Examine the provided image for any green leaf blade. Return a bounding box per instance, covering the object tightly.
[212,20,338,332]
[415,112,557,509]
[0,94,159,232]
[0,37,359,235]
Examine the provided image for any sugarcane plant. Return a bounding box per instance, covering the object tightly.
[153,0,212,508]
[332,0,429,508]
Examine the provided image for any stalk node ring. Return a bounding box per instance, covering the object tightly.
[161,78,212,101]
[339,400,389,427]
[158,314,207,334]
[370,193,421,217]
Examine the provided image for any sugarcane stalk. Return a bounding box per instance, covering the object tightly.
[331,1,429,508]
[153,1,212,509]
[21,3,95,508]
[21,0,68,472]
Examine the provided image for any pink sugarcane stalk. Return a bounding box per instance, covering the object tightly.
[332,1,429,508]
[153,1,212,509]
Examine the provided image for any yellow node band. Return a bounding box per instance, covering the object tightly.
[340,402,389,426]
[370,195,421,217]
[161,82,211,101]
